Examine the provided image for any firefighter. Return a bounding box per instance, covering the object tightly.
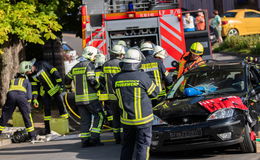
[113,48,159,160]
[0,61,35,140]
[117,40,127,47]
[29,60,68,135]
[65,46,104,147]
[153,45,167,60]
[177,42,205,78]
[103,44,125,144]
[140,42,173,106]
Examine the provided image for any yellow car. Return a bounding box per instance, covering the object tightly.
[222,9,260,37]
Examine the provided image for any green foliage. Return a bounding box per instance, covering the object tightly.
[0,0,62,46]
[213,35,260,55]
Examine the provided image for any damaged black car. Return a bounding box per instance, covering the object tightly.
[152,60,260,153]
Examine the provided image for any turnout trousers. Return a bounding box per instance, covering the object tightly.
[105,100,121,142]
[42,92,68,134]
[0,92,35,138]
[78,102,104,143]
[121,125,152,160]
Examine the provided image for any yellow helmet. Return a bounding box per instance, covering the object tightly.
[190,42,204,55]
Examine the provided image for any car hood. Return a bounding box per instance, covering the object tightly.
[153,92,245,124]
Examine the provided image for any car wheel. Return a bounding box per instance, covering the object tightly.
[240,123,256,153]
[228,29,239,36]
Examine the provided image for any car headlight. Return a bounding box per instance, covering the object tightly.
[152,115,167,126]
[207,108,234,120]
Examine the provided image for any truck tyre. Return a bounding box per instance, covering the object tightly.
[240,123,255,153]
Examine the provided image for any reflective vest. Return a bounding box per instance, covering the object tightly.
[65,60,99,105]
[178,52,205,78]
[95,68,107,101]
[31,61,62,98]
[141,55,172,93]
[113,70,159,127]
[103,58,121,100]
[8,74,32,101]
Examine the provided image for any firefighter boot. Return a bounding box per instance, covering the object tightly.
[114,133,121,144]
[90,137,104,146]
[81,139,91,148]
[44,121,51,135]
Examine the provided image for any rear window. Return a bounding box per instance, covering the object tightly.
[223,12,237,17]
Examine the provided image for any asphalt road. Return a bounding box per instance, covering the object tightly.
[0,132,259,160]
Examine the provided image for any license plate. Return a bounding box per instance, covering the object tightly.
[169,128,202,140]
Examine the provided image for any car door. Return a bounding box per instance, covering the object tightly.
[249,66,260,120]
[244,11,260,34]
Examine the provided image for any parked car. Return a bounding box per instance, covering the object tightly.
[152,60,260,153]
[222,9,260,37]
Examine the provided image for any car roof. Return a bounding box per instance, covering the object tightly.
[226,9,259,13]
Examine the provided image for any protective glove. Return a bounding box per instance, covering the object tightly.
[33,99,39,108]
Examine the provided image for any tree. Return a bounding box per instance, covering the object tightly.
[0,0,62,51]
[0,0,63,105]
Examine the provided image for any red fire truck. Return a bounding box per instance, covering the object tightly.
[81,4,212,67]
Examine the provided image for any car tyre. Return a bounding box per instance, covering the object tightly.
[240,123,255,153]
[228,29,239,36]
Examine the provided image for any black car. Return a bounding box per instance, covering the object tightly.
[152,60,260,153]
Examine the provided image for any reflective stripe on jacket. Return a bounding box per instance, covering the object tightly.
[8,74,32,101]
[178,52,205,78]
[103,58,121,100]
[141,55,172,93]
[31,61,62,98]
[65,60,99,105]
[113,71,159,127]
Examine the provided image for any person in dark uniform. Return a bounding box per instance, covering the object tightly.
[0,60,36,140]
[65,46,104,147]
[113,48,159,160]
[103,44,125,143]
[29,59,68,135]
[140,42,173,106]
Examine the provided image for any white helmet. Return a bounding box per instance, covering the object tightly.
[154,45,167,59]
[140,42,154,51]
[117,40,127,47]
[95,54,106,68]
[82,46,99,61]
[122,48,142,63]
[110,44,126,55]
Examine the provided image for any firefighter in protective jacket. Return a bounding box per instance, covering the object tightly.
[30,60,68,135]
[102,44,125,143]
[65,46,104,147]
[113,48,159,160]
[0,61,35,140]
[140,42,173,106]
[177,42,206,78]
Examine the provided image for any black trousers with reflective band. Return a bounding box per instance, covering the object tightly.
[105,100,121,139]
[78,102,104,142]
[0,91,35,137]
[121,125,152,160]
[42,92,67,134]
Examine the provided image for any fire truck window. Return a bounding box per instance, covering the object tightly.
[183,12,206,32]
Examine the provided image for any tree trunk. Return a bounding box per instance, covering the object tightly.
[0,38,25,107]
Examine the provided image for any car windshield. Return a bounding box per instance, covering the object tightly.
[167,67,245,99]
[223,12,237,17]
